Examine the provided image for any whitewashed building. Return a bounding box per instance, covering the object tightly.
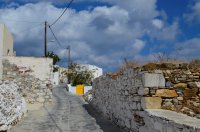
[53,72,60,85]
[79,64,103,79]
[0,23,54,81]
[0,24,14,79]
[68,64,103,94]
[0,24,14,57]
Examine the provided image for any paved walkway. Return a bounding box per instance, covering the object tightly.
[8,85,122,132]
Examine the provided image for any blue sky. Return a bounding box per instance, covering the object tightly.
[0,0,200,72]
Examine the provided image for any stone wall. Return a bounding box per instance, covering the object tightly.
[138,109,200,132]
[0,58,53,131]
[91,66,200,132]
[2,59,53,104]
[0,57,2,79]
[0,80,26,131]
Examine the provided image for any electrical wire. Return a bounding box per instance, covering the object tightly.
[48,25,63,48]
[50,0,74,27]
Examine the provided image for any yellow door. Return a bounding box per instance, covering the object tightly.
[76,85,84,95]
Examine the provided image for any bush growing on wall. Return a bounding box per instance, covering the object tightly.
[66,63,94,86]
[46,51,60,72]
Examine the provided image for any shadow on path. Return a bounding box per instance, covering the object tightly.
[83,104,123,132]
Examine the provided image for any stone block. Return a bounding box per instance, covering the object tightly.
[138,87,149,95]
[125,118,131,128]
[166,81,172,87]
[177,97,183,101]
[195,82,200,88]
[137,103,141,110]
[155,89,178,98]
[188,82,197,88]
[141,97,162,109]
[183,88,198,97]
[150,89,156,95]
[133,96,141,101]
[173,83,187,89]
[130,102,137,110]
[162,102,174,109]
[139,126,159,132]
[154,121,163,131]
[142,73,165,87]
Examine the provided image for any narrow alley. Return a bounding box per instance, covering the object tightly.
[8,85,122,132]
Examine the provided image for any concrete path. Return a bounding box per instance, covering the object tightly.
[8,85,122,132]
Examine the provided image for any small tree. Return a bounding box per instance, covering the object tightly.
[46,51,60,72]
[46,51,60,65]
[66,63,94,86]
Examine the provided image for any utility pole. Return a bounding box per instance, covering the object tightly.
[44,21,47,57]
[67,46,71,68]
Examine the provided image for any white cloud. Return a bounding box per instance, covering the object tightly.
[0,1,181,71]
[148,21,180,41]
[101,0,159,20]
[175,38,200,60]
[184,1,200,22]
[132,39,145,53]
[152,19,163,29]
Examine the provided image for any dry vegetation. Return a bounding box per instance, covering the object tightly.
[189,59,200,70]
[107,57,200,80]
[108,59,141,80]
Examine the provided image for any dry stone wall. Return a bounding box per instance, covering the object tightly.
[0,59,53,131]
[2,59,53,104]
[0,80,26,131]
[91,66,200,132]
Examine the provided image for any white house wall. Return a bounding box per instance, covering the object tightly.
[0,24,4,57]
[79,64,103,79]
[4,56,53,81]
[53,72,60,85]
[0,24,14,57]
[0,24,14,79]
[3,25,14,56]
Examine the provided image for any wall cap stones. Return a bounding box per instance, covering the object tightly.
[144,109,200,129]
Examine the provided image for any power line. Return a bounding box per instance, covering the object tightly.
[50,0,74,27]
[48,25,63,48]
